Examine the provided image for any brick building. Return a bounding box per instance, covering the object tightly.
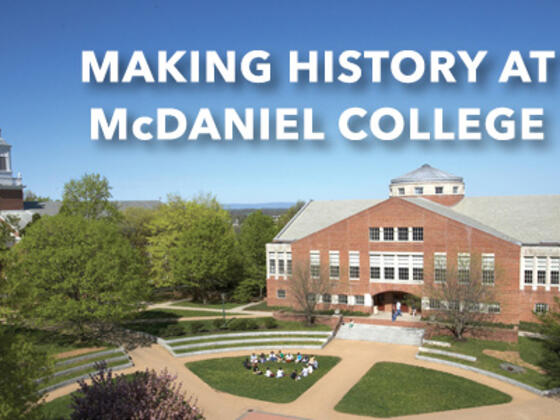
[266,164,560,324]
[0,129,24,211]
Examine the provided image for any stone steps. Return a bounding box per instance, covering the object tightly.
[335,323,424,346]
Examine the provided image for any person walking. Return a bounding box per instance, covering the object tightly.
[396,300,402,317]
[391,305,397,322]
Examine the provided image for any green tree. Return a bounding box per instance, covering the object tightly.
[276,201,305,232]
[2,215,147,337]
[60,173,119,220]
[23,189,50,202]
[236,211,277,299]
[0,327,52,420]
[121,206,157,255]
[537,297,560,387]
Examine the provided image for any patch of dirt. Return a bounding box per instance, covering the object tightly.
[54,347,107,360]
[483,349,545,374]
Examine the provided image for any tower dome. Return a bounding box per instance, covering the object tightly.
[389,164,465,205]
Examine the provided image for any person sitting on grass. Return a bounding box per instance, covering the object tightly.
[278,350,285,361]
[295,352,302,363]
[290,369,299,380]
[242,358,251,370]
[307,363,314,374]
[265,367,273,378]
[301,354,309,364]
[276,367,285,378]
[268,351,277,362]
[259,353,267,364]
[252,366,262,375]
[250,353,258,364]
[285,352,294,362]
[301,366,309,377]
[312,358,319,369]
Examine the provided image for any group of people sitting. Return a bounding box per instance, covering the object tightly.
[242,350,319,380]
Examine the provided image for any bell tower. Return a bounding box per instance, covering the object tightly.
[0,129,24,210]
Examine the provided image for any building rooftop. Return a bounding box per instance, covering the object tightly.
[390,164,463,184]
[274,195,560,245]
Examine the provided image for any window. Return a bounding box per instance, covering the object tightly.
[447,300,460,311]
[415,187,424,195]
[434,253,447,282]
[338,294,348,304]
[286,252,292,275]
[0,155,8,171]
[398,267,409,281]
[398,254,409,281]
[537,257,547,284]
[458,253,470,283]
[524,257,534,284]
[278,253,285,275]
[383,227,394,241]
[398,227,409,241]
[535,303,549,313]
[329,251,340,279]
[429,298,441,310]
[384,267,395,280]
[370,253,381,280]
[413,268,423,281]
[277,289,286,299]
[412,227,423,241]
[435,186,443,194]
[269,252,276,275]
[307,293,316,303]
[322,293,331,303]
[551,257,559,285]
[310,251,320,277]
[488,303,501,314]
[412,254,423,281]
[355,295,365,305]
[369,227,380,241]
[398,187,405,195]
[384,254,395,280]
[453,186,459,194]
[482,254,495,285]
[349,251,360,280]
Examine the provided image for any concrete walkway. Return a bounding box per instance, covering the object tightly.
[147,300,274,319]
[45,339,559,419]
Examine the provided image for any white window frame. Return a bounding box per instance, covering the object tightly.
[310,250,320,278]
[329,251,340,279]
[369,252,424,284]
[349,251,360,280]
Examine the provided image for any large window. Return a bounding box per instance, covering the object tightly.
[277,289,286,299]
[370,253,423,283]
[322,293,331,303]
[286,252,292,275]
[349,251,360,280]
[412,227,423,241]
[369,227,380,241]
[278,252,285,275]
[398,227,409,241]
[329,251,340,279]
[429,298,441,310]
[370,254,381,280]
[383,227,394,241]
[415,187,423,195]
[355,295,365,305]
[551,257,559,285]
[384,254,395,280]
[488,303,501,314]
[413,255,424,280]
[458,253,470,283]
[269,252,276,275]
[398,254,409,280]
[310,251,320,278]
[338,294,348,304]
[537,257,547,284]
[524,257,534,284]
[434,253,447,283]
[482,254,495,285]
[435,186,443,194]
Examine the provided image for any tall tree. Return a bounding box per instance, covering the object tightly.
[276,201,305,232]
[121,206,158,255]
[237,211,277,297]
[23,190,50,202]
[288,262,332,325]
[2,214,147,337]
[0,327,52,420]
[424,254,497,340]
[60,173,119,220]
[536,297,560,387]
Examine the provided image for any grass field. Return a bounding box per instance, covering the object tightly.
[335,362,511,417]
[186,355,340,403]
[422,336,548,389]
[133,308,242,320]
[40,393,74,420]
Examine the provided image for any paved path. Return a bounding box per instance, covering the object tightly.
[45,339,559,419]
[147,300,274,319]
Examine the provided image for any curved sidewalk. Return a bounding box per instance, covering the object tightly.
[45,339,559,419]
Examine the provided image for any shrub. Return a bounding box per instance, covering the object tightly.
[164,324,186,337]
[212,318,227,330]
[263,318,278,329]
[228,318,247,331]
[245,319,259,330]
[232,278,262,303]
[71,364,203,419]
[189,321,207,334]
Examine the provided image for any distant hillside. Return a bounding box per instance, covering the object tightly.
[223,202,296,210]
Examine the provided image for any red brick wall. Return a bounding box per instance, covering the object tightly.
[0,188,23,210]
[424,323,518,343]
[267,197,525,324]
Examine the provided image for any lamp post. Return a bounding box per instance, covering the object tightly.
[221,292,226,328]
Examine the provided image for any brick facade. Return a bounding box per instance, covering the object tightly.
[267,197,559,325]
[0,188,23,210]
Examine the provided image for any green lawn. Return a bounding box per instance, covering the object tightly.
[422,336,548,389]
[40,393,75,420]
[172,301,241,310]
[186,355,340,403]
[124,317,332,338]
[335,362,511,417]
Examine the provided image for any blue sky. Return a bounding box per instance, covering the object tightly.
[0,0,559,203]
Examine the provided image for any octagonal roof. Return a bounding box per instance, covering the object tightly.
[390,164,463,184]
